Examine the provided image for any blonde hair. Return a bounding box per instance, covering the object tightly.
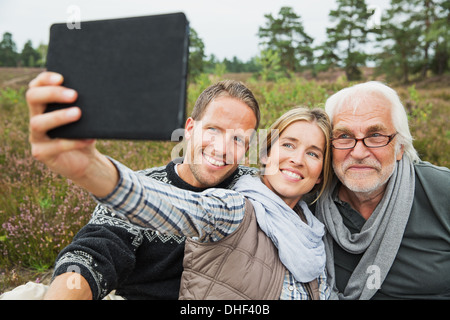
[260,107,333,203]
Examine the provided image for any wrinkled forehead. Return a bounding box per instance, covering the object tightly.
[334,91,392,117]
[331,92,397,135]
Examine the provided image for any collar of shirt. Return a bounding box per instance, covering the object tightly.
[332,183,366,233]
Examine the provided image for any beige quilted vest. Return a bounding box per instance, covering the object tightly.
[179,199,286,300]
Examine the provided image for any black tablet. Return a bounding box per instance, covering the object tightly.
[45,12,189,140]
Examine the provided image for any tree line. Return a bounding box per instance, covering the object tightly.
[191,0,449,83]
[0,32,47,68]
[2,0,448,83]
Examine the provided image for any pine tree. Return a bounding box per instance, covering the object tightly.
[427,0,449,75]
[0,32,19,67]
[314,40,340,74]
[258,6,314,73]
[374,1,422,83]
[188,28,206,80]
[387,0,449,78]
[20,40,41,67]
[326,0,374,80]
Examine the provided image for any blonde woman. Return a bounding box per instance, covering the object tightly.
[90,107,333,300]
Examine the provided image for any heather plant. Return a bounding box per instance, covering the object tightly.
[0,90,96,272]
[396,83,449,168]
[1,178,94,269]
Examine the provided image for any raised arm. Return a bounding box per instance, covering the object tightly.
[26,72,246,242]
[95,158,246,242]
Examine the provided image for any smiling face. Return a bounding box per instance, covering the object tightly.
[179,95,257,188]
[261,120,325,208]
[331,94,404,195]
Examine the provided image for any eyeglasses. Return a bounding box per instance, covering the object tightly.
[331,133,398,150]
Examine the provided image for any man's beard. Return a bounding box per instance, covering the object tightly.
[333,158,396,194]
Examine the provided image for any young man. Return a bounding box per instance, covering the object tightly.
[316,81,450,300]
[23,72,260,299]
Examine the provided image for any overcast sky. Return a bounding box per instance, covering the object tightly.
[1,0,390,61]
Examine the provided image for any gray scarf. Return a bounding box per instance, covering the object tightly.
[233,175,326,283]
[315,157,415,300]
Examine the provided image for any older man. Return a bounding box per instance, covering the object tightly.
[316,81,450,300]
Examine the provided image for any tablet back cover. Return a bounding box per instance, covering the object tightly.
[46,12,189,140]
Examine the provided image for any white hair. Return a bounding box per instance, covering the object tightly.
[325,81,420,163]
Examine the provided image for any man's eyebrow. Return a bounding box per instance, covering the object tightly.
[366,124,389,133]
[332,126,353,135]
[332,124,389,135]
